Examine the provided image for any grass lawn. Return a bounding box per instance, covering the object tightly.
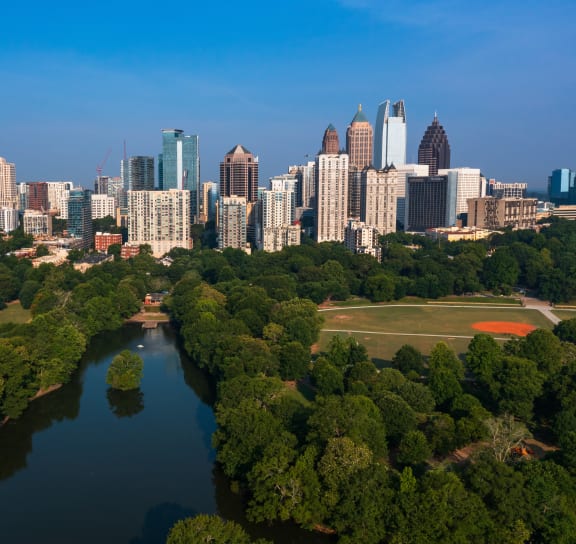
[0,301,31,324]
[317,305,551,363]
[552,309,576,321]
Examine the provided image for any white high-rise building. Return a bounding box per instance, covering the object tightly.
[393,164,429,228]
[91,194,117,219]
[0,208,19,233]
[23,210,52,237]
[438,167,485,216]
[289,161,316,209]
[360,166,397,236]
[373,100,407,169]
[128,189,191,257]
[46,181,74,218]
[261,176,300,252]
[315,153,349,242]
[0,157,18,209]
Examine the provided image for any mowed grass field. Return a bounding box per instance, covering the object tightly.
[553,309,576,321]
[0,302,31,324]
[317,304,552,363]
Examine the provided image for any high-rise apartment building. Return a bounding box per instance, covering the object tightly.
[91,194,117,219]
[418,114,450,176]
[121,156,154,192]
[405,175,457,232]
[128,189,191,257]
[374,99,407,169]
[360,166,397,236]
[315,125,349,242]
[289,161,316,209]
[67,189,93,249]
[261,176,300,252]
[438,167,485,216]
[0,208,19,233]
[94,176,109,195]
[23,210,52,237]
[218,195,247,251]
[0,157,18,209]
[344,220,381,260]
[46,181,74,217]
[159,129,200,221]
[200,181,219,223]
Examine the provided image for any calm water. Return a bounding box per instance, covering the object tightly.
[0,325,331,544]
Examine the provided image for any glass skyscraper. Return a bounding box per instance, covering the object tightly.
[158,129,200,221]
[67,189,93,249]
[373,100,407,169]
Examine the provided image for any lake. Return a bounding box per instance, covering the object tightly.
[0,324,331,544]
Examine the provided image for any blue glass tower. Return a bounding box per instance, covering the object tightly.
[548,168,576,205]
[158,129,200,222]
[67,189,93,249]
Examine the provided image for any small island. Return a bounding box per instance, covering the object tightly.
[106,350,144,391]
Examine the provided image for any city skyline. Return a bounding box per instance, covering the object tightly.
[1,0,574,190]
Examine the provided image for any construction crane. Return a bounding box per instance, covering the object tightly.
[96,149,112,177]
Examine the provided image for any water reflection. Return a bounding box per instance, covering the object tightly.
[129,502,195,544]
[107,387,145,418]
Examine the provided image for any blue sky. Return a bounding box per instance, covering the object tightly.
[1,0,574,191]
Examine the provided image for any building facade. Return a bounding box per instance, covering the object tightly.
[289,161,316,209]
[46,181,74,217]
[121,156,154,193]
[393,164,429,228]
[218,195,248,250]
[373,99,407,169]
[488,180,527,199]
[548,168,576,205]
[0,157,18,209]
[360,166,397,236]
[91,194,117,219]
[67,189,93,249]
[261,177,299,252]
[200,181,219,224]
[344,220,381,260]
[158,129,200,220]
[405,175,457,232]
[128,189,191,257]
[418,114,450,176]
[23,210,52,237]
[94,232,123,252]
[438,167,485,216]
[467,197,537,230]
[27,182,49,211]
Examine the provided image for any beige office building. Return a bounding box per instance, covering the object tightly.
[467,197,537,230]
[360,166,397,236]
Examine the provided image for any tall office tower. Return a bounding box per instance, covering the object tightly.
[315,125,349,242]
[346,104,373,169]
[218,195,247,250]
[322,124,340,154]
[394,164,429,228]
[158,129,200,221]
[468,197,537,230]
[373,99,407,169]
[289,161,316,208]
[548,168,576,205]
[128,189,191,257]
[418,114,450,176]
[360,166,397,236]
[219,145,259,202]
[0,157,18,209]
[121,156,154,193]
[200,181,219,223]
[94,175,109,195]
[346,105,373,218]
[91,194,116,219]
[438,167,484,217]
[405,175,457,232]
[67,189,93,249]
[27,182,49,211]
[261,177,300,252]
[17,183,28,211]
[46,181,74,217]
[488,180,527,199]
[106,177,125,209]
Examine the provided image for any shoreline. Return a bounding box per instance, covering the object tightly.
[1,383,63,427]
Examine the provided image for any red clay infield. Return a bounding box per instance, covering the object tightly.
[472,321,536,336]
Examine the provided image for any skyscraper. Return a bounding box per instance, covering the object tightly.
[548,168,576,205]
[315,125,349,242]
[347,105,373,218]
[418,114,450,176]
[360,166,397,236]
[121,156,154,192]
[261,177,300,252]
[373,100,407,169]
[219,145,259,202]
[28,182,49,211]
[200,181,219,223]
[0,157,18,209]
[405,175,457,232]
[158,129,200,220]
[218,195,247,250]
[289,161,316,209]
[322,125,340,154]
[128,189,191,257]
[67,189,93,249]
[438,167,485,216]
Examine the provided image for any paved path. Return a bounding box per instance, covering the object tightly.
[521,297,561,325]
[322,329,510,341]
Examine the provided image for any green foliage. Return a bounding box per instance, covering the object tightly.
[0,341,34,418]
[393,344,424,376]
[396,430,432,466]
[554,318,576,344]
[18,280,41,309]
[310,357,344,396]
[106,350,143,391]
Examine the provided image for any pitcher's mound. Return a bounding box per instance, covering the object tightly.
[472,321,536,336]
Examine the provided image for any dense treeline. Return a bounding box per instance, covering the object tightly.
[4,219,576,541]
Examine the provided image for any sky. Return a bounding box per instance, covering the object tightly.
[1,0,574,191]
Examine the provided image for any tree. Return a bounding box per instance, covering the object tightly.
[310,357,344,396]
[484,414,531,463]
[392,344,424,376]
[466,333,502,385]
[166,514,270,544]
[396,430,432,466]
[106,350,143,391]
[554,318,576,344]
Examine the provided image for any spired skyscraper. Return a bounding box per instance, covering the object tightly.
[158,129,200,221]
[418,114,450,176]
[346,105,373,218]
[373,100,406,169]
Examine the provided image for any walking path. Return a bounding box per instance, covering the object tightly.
[521,297,561,325]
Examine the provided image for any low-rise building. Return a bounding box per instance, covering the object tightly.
[467,197,537,230]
